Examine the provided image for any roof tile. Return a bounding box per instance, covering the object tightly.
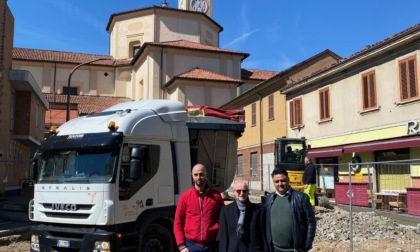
[241,69,280,81]
[13,48,130,66]
[147,40,249,58]
[177,68,242,83]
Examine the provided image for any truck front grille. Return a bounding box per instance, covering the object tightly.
[41,203,93,220]
[45,212,90,219]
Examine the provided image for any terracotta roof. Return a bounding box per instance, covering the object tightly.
[136,40,249,61]
[13,48,130,66]
[343,23,420,62]
[281,23,420,92]
[165,68,243,88]
[241,69,280,81]
[44,93,132,115]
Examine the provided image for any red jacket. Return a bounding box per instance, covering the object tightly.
[173,186,225,247]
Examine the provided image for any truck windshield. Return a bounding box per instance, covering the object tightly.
[37,148,118,184]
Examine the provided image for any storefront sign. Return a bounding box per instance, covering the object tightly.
[407,120,420,134]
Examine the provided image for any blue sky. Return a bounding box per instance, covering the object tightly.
[8,0,420,71]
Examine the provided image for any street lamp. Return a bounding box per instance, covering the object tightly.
[66,58,108,121]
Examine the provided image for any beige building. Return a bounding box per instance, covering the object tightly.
[12,4,250,114]
[281,24,420,191]
[6,0,275,193]
[222,50,341,191]
[0,1,48,195]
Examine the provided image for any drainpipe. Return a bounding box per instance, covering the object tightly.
[53,63,57,103]
[255,90,264,191]
[160,46,164,99]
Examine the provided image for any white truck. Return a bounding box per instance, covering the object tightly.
[28,100,244,252]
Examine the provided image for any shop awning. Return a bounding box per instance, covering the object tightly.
[343,135,420,153]
[307,146,343,158]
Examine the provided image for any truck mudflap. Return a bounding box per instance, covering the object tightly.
[30,224,131,252]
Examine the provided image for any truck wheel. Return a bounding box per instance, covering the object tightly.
[140,223,174,252]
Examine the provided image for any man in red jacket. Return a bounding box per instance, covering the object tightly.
[174,163,225,252]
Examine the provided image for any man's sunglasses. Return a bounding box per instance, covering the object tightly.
[235,190,248,194]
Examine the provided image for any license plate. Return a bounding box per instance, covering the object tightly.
[56,239,70,248]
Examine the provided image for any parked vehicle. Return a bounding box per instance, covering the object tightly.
[28,100,244,251]
[274,137,307,191]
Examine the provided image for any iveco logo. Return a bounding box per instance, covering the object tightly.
[52,204,77,211]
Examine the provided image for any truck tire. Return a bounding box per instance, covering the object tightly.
[140,223,174,252]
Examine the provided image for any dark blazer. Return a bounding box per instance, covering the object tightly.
[218,199,260,252]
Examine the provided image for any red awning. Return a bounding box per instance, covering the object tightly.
[343,135,420,153]
[307,146,343,158]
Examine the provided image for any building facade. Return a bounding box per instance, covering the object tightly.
[0,1,48,195]
[12,4,251,116]
[282,24,420,192]
[222,50,341,191]
[6,1,273,193]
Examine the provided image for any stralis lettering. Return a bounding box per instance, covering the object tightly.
[41,185,91,191]
[52,204,77,211]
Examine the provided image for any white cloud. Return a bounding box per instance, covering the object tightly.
[223,29,260,48]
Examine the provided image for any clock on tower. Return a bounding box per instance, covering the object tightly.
[178,0,212,18]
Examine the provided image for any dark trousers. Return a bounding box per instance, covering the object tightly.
[186,239,217,252]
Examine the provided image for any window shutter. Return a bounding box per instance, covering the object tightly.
[363,75,369,109]
[251,103,256,126]
[268,94,274,120]
[408,59,417,98]
[295,99,301,125]
[369,73,376,107]
[325,89,330,118]
[400,61,408,100]
[319,91,325,119]
[289,101,294,127]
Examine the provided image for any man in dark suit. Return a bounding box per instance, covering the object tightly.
[219,181,260,252]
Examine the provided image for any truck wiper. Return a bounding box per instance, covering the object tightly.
[62,178,90,183]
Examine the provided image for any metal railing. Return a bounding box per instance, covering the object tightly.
[314,160,420,251]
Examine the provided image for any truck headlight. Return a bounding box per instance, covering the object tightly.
[94,241,111,251]
[30,235,40,251]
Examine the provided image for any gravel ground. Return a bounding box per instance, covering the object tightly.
[1,204,420,251]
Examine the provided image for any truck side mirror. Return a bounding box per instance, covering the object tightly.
[30,159,39,181]
[130,160,144,180]
[130,147,146,180]
[131,147,145,159]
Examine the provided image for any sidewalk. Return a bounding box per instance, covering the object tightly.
[0,192,33,243]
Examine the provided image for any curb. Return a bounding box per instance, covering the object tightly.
[0,225,31,236]
[0,225,31,246]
